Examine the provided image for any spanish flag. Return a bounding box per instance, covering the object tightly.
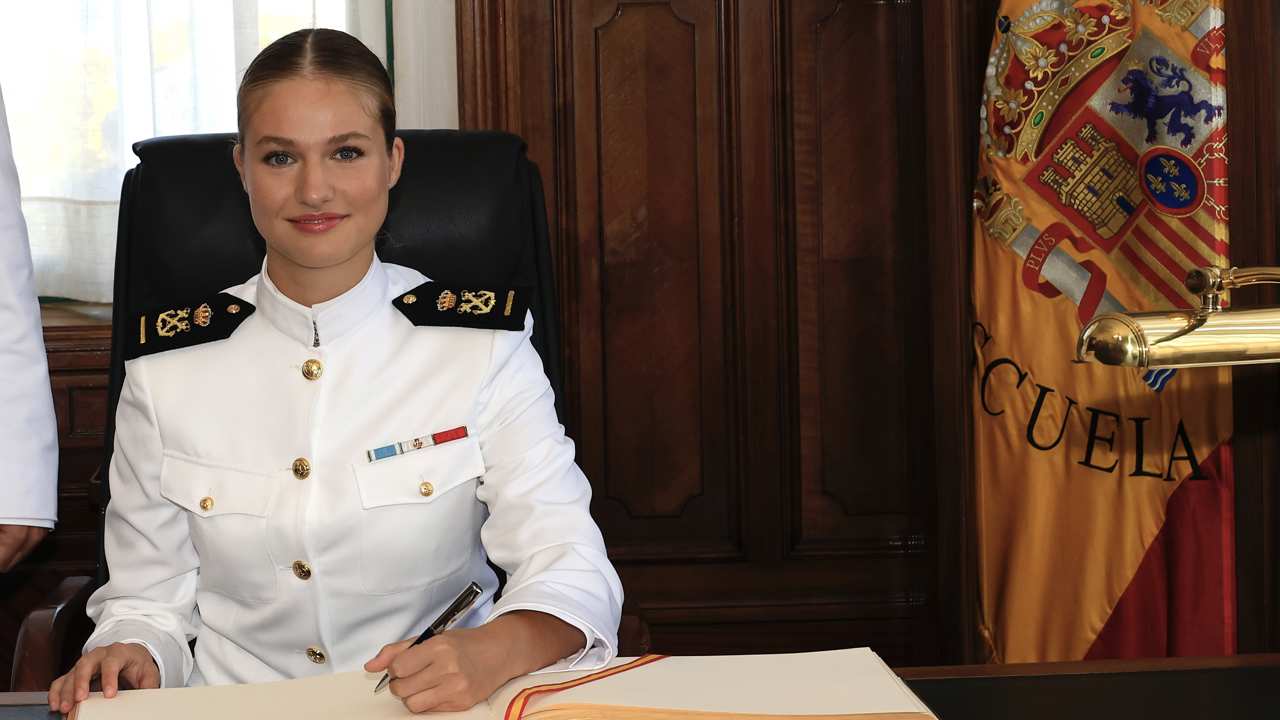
[972,0,1232,662]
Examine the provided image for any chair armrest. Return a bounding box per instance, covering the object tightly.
[11,575,95,692]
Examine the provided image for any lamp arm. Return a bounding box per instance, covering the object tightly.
[1183,266,1280,314]
[1076,265,1280,369]
[1186,266,1280,294]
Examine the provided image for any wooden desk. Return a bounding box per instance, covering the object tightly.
[0,692,51,719]
[2,655,1278,719]
[900,654,1280,720]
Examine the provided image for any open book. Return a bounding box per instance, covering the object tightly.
[70,647,936,720]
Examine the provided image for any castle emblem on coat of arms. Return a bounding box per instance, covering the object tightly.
[1037,122,1142,246]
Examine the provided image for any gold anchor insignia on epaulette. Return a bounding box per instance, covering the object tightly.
[459,290,496,315]
[156,308,192,337]
[193,303,213,327]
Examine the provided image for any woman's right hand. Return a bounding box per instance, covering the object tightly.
[48,642,160,715]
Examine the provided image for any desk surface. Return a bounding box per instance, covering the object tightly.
[4,655,1279,719]
[0,693,49,720]
[901,654,1280,720]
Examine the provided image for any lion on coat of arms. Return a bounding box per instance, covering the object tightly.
[1109,56,1222,148]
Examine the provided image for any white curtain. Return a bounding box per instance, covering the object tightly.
[0,0,456,303]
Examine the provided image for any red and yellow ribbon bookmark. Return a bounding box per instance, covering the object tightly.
[504,655,669,720]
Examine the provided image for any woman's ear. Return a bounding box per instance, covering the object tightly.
[388,136,405,189]
[232,143,247,191]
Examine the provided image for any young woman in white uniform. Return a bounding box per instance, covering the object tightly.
[49,29,622,716]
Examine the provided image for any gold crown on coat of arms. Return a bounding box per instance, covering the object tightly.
[981,0,1136,162]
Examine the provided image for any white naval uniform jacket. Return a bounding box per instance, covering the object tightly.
[84,257,623,687]
[0,86,58,528]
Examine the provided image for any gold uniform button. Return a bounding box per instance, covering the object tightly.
[292,457,311,480]
[402,293,417,305]
[227,304,241,314]
[306,647,326,664]
[419,481,434,497]
[301,359,323,381]
[292,560,312,580]
[199,496,214,511]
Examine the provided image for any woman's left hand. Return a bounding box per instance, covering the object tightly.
[364,610,584,714]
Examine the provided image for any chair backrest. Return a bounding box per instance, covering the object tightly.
[98,130,563,522]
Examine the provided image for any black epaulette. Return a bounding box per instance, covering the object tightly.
[126,292,256,360]
[392,282,529,331]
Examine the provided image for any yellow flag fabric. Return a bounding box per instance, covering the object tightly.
[972,0,1232,663]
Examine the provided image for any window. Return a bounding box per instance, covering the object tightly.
[0,0,456,302]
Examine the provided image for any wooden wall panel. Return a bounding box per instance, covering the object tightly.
[923,0,999,663]
[459,0,994,665]
[570,0,737,559]
[789,0,929,554]
[1226,0,1280,653]
[596,2,706,516]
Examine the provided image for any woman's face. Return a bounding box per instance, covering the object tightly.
[234,75,403,284]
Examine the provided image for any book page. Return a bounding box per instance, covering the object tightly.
[526,649,932,718]
[72,648,932,720]
[72,670,488,719]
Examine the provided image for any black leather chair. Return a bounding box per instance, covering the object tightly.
[11,130,574,690]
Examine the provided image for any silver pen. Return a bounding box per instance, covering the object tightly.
[374,581,484,694]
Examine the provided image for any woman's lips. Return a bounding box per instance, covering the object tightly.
[288,214,348,234]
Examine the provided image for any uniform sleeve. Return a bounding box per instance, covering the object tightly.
[0,86,57,527]
[84,361,200,688]
[474,312,623,673]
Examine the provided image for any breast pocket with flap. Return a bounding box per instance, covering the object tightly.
[159,454,278,603]
[351,436,487,595]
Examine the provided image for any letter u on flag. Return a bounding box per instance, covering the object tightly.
[971,0,1233,662]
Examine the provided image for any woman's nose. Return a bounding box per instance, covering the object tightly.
[296,161,334,207]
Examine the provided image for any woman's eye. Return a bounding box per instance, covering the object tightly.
[263,152,292,167]
[334,146,364,161]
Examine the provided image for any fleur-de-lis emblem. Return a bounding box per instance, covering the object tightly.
[1171,181,1190,201]
[193,303,213,327]
[437,290,457,311]
[156,308,191,337]
[1160,157,1180,177]
[459,290,496,315]
[1145,173,1166,194]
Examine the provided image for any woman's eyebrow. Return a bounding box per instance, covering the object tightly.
[255,132,371,148]
[256,135,296,148]
[327,131,372,144]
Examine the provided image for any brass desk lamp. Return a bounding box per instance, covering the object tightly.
[1077,267,1280,368]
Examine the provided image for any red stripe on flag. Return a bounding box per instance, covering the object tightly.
[1117,240,1193,310]
[1143,212,1212,269]
[1085,443,1235,659]
[1131,224,1195,294]
[1179,213,1229,259]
